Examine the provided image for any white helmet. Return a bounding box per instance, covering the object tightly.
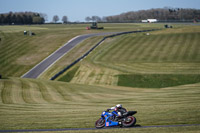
[116,104,122,108]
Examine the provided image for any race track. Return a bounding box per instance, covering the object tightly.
[21,32,117,79]
[22,29,158,79]
[0,124,199,132]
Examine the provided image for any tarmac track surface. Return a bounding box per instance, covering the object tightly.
[0,124,200,132]
[21,32,118,79]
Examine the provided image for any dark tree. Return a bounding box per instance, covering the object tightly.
[52,15,59,23]
[85,16,91,22]
[0,14,5,24]
[62,16,68,23]
[91,16,101,22]
[40,13,48,22]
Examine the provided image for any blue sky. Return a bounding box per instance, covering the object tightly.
[0,0,200,22]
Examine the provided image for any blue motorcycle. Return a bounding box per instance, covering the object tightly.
[95,109,137,128]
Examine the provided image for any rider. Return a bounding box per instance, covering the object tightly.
[107,104,127,118]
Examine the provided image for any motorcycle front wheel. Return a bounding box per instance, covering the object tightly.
[122,116,136,127]
[95,118,105,128]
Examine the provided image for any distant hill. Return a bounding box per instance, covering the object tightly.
[105,8,200,22]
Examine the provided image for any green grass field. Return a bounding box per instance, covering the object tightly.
[58,25,200,87]
[0,77,200,132]
[0,24,83,77]
[0,23,163,78]
[0,23,200,133]
[0,24,109,77]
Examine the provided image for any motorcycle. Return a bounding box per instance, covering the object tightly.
[95,109,137,128]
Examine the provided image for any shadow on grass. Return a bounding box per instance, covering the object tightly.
[58,66,80,82]
[0,75,8,79]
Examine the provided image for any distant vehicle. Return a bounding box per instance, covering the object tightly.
[142,19,158,23]
[87,22,104,30]
[95,109,137,128]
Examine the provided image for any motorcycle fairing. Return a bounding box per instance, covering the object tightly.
[101,111,119,127]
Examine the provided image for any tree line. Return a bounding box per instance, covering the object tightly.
[0,11,70,24]
[52,15,68,23]
[0,12,45,25]
[86,8,200,23]
[1,8,199,24]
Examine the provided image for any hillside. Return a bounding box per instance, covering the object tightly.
[0,23,159,78]
[0,23,200,132]
[0,77,200,132]
[57,25,200,87]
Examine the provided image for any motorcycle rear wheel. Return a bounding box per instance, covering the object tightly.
[95,118,105,128]
[122,116,136,127]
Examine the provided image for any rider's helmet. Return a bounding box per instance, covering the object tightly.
[115,104,122,111]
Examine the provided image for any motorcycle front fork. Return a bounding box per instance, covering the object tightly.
[118,120,123,127]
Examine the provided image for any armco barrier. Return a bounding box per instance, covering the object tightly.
[50,29,159,80]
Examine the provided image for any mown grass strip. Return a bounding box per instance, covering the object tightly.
[21,79,36,103]
[120,36,141,61]
[191,33,200,61]
[36,82,55,103]
[11,79,25,104]
[55,86,72,101]
[176,33,192,61]
[27,80,48,103]
[1,80,13,104]
[93,32,200,63]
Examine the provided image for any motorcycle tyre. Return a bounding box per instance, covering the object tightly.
[95,118,105,129]
[122,116,136,127]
